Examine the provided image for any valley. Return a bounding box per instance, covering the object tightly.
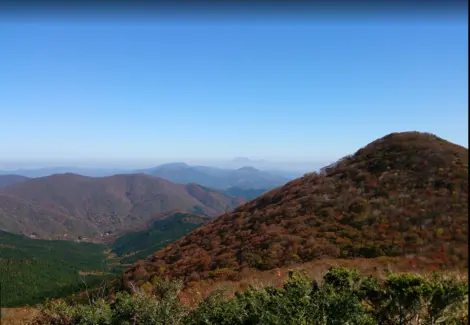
[0,212,210,307]
[0,168,283,309]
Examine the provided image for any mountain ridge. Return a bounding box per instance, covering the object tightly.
[0,163,293,190]
[138,164,290,190]
[0,174,30,189]
[122,132,468,286]
[0,173,245,239]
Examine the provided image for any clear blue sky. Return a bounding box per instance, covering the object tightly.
[0,12,468,167]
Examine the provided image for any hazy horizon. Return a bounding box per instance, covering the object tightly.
[0,157,333,173]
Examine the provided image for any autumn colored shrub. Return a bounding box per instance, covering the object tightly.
[126,132,468,285]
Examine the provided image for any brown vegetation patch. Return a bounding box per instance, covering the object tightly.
[122,132,468,288]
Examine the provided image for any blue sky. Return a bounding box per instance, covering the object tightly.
[0,12,467,168]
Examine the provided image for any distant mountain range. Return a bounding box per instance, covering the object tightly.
[0,167,128,178]
[1,132,468,309]
[0,163,292,190]
[136,163,289,189]
[0,173,245,239]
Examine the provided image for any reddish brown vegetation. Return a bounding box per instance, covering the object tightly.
[178,256,468,307]
[123,132,468,287]
[0,174,244,239]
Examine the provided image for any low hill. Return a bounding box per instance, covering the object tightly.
[0,230,114,307]
[123,132,468,286]
[0,173,244,239]
[139,163,289,190]
[0,175,29,189]
[111,212,209,265]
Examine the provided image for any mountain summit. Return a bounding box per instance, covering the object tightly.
[124,132,468,285]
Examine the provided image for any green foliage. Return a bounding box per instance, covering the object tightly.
[111,213,206,264]
[384,273,429,324]
[322,266,362,291]
[32,268,469,325]
[33,279,187,325]
[360,271,469,325]
[1,213,207,307]
[31,298,113,325]
[0,230,115,307]
[423,273,469,324]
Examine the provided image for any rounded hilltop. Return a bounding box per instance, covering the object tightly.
[319,131,467,179]
[351,131,467,171]
[123,131,468,287]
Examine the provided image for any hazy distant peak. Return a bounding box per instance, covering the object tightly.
[156,162,190,170]
[231,157,265,163]
[236,166,259,172]
[44,172,87,178]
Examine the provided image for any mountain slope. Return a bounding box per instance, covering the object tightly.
[0,230,112,307]
[0,213,210,307]
[0,175,29,189]
[140,163,289,190]
[111,212,209,265]
[123,132,468,285]
[222,187,268,201]
[0,173,244,239]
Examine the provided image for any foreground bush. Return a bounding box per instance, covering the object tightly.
[31,267,468,325]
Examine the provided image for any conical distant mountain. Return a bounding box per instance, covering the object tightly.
[123,132,468,286]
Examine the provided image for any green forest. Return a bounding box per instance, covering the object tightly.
[0,230,116,307]
[0,213,206,307]
[111,213,208,265]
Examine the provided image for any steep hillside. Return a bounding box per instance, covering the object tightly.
[140,163,288,189]
[0,173,244,239]
[222,187,268,201]
[0,175,29,189]
[112,212,209,265]
[123,132,468,286]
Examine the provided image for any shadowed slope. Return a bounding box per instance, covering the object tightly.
[0,175,29,189]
